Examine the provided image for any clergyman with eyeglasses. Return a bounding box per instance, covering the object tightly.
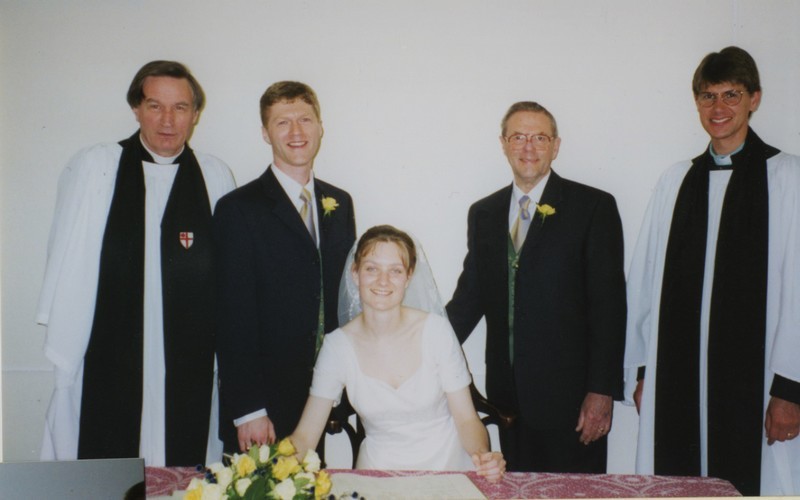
[446,101,627,473]
[624,46,800,496]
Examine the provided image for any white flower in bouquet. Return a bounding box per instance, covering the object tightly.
[274,477,297,500]
[302,449,322,473]
[295,471,315,483]
[184,478,222,500]
[215,467,233,490]
[202,483,225,500]
[259,443,271,462]
[234,478,252,496]
[295,471,316,493]
[184,479,224,500]
[208,462,225,474]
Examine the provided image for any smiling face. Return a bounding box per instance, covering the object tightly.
[353,241,411,313]
[132,76,198,157]
[501,111,561,192]
[696,81,760,155]
[262,99,323,175]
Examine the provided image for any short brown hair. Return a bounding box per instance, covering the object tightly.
[126,60,204,111]
[501,101,559,138]
[259,81,321,126]
[354,225,417,274]
[692,46,761,96]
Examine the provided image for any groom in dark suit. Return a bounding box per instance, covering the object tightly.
[214,81,355,453]
[447,101,626,472]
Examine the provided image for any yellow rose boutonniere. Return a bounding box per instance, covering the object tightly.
[321,196,339,216]
[536,203,556,224]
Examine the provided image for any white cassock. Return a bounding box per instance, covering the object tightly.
[624,150,800,495]
[37,142,235,466]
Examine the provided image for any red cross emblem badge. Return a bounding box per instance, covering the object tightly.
[179,231,194,249]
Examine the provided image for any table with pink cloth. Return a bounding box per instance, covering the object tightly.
[146,466,740,498]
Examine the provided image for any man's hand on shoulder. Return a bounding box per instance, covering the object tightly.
[576,392,613,445]
[765,396,800,445]
[237,415,276,452]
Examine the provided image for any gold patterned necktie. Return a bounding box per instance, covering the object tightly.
[510,195,532,252]
[300,188,317,245]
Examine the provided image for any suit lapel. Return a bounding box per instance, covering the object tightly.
[314,179,332,250]
[486,186,512,250]
[260,167,317,246]
[475,185,513,280]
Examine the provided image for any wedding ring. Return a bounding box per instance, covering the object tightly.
[788,432,794,438]
[598,427,606,433]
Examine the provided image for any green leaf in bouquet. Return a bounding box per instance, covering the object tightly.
[242,475,268,500]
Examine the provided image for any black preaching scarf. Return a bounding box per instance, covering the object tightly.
[654,128,777,495]
[78,131,215,466]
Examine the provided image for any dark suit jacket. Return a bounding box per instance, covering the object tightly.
[214,167,355,450]
[446,170,626,430]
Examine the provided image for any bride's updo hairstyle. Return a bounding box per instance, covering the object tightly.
[354,225,417,274]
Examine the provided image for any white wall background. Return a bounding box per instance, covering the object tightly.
[2,0,799,471]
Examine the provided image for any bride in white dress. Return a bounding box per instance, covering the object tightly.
[289,225,505,481]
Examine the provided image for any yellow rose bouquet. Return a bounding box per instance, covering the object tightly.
[184,438,332,500]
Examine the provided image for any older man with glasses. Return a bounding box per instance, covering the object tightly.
[447,101,627,473]
[625,46,800,496]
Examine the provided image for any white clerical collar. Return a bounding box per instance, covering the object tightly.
[139,135,182,164]
[270,164,316,212]
[709,142,745,166]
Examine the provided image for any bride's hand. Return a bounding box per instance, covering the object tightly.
[472,451,506,483]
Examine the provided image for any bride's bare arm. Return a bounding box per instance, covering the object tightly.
[447,386,506,482]
[289,395,335,457]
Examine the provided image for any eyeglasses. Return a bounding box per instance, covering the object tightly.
[696,90,747,107]
[504,133,554,150]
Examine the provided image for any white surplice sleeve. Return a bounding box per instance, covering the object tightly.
[766,153,800,385]
[623,162,690,404]
[196,152,236,211]
[37,144,121,383]
[38,144,121,460]
[761,152,800,495]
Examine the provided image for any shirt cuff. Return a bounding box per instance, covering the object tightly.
[234,409,267,427]
[770,375,800,405]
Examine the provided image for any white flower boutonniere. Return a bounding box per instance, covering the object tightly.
[536,203,556,224]
[321,196,339,217]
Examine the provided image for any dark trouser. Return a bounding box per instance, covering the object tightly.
[499,419,607,473]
